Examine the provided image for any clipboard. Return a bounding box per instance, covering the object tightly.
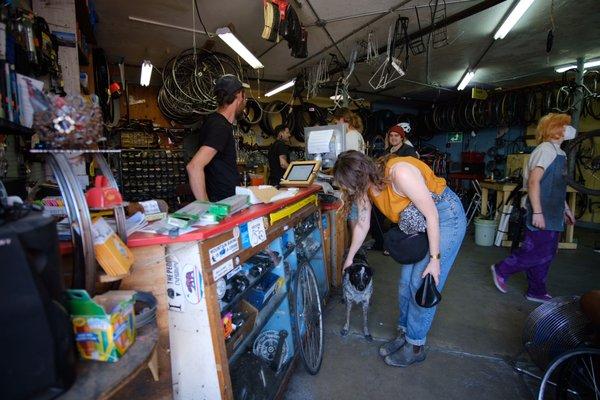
[279,160,321,187]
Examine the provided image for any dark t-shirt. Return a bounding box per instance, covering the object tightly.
[196,113,240,202]
[389,144,419,158]
[268,139,290,186]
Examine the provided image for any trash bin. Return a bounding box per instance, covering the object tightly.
[474,218,498,246]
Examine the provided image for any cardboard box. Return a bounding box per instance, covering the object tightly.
[225,300,258,357]
[91,217,135,276]
[245,272,284,310]
[67,290,136,362]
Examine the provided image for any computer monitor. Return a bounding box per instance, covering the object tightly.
[304,124,346,169]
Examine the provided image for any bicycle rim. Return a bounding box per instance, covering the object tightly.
[293,263,324,375]
[538,348,600,400]
[566,129,600,196]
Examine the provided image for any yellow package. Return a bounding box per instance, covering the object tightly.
[67,290,136,362]
[91,217,134,276]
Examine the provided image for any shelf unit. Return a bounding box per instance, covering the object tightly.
[164,198,328,400]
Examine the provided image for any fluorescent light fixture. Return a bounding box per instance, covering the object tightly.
[555,64,577,73]
[265,79,296,97]
[494,0,535,40]
[457,70,475,91]
[555,58,600,73]
[330,94,343,100]
[140,60,152,86]
[216,27,263,69]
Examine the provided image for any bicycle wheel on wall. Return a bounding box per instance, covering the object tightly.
[292,262,324,375]
[566,129,600,196]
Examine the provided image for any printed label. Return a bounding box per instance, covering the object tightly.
[182,264,201,304]
[140,200,161,215]
[213,259,234,281]
[247,217,267,247]
[226,265,243,280]
[209,237,239,265]
[166,256,185,313]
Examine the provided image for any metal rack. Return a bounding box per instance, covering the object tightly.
[38,150,126,294]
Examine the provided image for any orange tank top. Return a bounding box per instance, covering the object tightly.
[368,156,446,223]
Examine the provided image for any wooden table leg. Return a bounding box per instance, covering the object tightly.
[148,347,159,381]
[566,191,577,244]
[481,188,489,217]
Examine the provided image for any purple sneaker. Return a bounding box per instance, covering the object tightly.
[525,293,553,303]
[491,265,508,293]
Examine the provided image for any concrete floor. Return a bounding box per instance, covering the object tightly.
[114,227,600,400]
[284,228,600,400]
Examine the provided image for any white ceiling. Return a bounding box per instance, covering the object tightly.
[94,0,600,103]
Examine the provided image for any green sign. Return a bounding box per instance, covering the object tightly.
[448,132,463,143]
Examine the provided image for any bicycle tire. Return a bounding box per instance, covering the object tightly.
[293,262,324,375]
[565,129,600,196]
[537,348,600,400]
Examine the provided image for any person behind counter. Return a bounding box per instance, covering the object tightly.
[335,150,466,367]
[386,122,419,158]
[371,122,420,255]
[332,108,365,154]
[268,125,291,186]
[186,74,249,202]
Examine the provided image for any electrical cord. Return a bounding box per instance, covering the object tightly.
[193,0,210,36]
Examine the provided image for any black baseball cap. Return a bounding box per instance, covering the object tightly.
[214,74,250,96]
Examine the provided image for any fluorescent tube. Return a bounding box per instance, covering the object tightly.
[494,0,535,40]
[265,79,296,97]
[457,71,475,91]
[140,60,152,86]
[216,27,264,69]
[555,58,600,73]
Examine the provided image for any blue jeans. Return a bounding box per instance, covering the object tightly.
[397,187,466,345]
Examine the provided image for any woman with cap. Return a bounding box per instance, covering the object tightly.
[334,150,466,367]
[386,122,419,158]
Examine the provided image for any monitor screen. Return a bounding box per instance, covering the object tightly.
[285,164,315,181]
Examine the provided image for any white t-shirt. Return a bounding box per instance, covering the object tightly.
[523,142,565,185]
[346,129,365,154]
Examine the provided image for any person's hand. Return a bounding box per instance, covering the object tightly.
[532,213,545,230]
[342,257,353,271]
[564,208,575,226]
[422,259,441,286]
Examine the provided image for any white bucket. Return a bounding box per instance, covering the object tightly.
[474,218,498,246]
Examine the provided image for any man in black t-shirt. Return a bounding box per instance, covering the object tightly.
[186,75,248,202]
[267,125,291,186]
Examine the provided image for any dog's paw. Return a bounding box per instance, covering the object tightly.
[340,328,349,336]
[365,334,373,342]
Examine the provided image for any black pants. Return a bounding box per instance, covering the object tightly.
[370,207,389,250]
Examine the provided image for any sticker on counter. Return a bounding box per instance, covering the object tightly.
[239,223,251,249]
[248,217,267,247]
[166,256,185,313]
[213,259,234,281]
[182,264,202,304]
[209,237,239,265]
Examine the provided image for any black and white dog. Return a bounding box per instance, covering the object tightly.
[341,249,374,341]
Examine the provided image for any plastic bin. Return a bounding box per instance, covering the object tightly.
[474,218,498,246]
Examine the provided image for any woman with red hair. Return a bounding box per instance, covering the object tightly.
[491,113,577,302]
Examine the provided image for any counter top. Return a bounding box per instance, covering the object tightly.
[126,185,321,248]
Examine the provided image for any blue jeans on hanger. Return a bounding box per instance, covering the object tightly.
[397,187,466,346]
